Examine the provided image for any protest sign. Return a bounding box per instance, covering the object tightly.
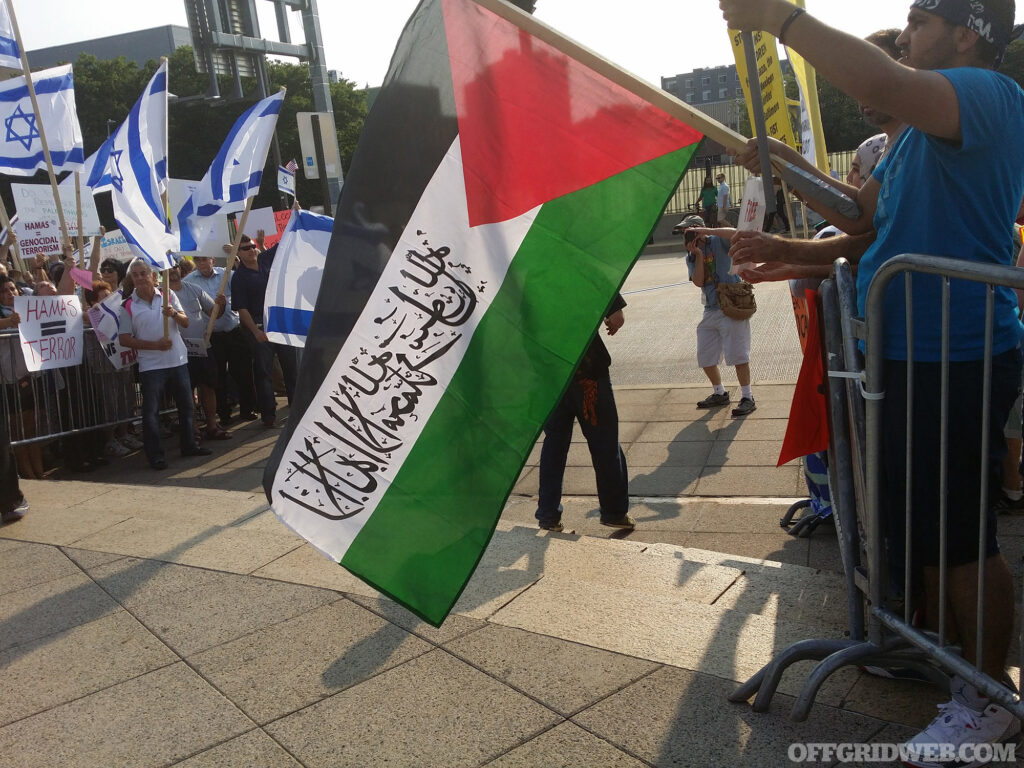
[15,294,84,371]
[13,182,101,245]
[99,229,136,262]
[98,335,137,370]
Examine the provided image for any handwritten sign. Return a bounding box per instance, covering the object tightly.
[182,336,208,357]
[14,294,83,371]
[12,182,102,250]
[99,229,136,262]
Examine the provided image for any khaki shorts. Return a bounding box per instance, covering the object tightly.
[696,309,751,368]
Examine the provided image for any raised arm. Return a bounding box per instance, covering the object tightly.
[720,1,966,140]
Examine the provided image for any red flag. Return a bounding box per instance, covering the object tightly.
[778,289,829,466]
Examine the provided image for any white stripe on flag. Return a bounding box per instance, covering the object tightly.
[264,209,332,348]
[176,90,285,252]
[89,61,175,269]
[271,136,537,560]
[0,0,19,71]
[0,64,83,176]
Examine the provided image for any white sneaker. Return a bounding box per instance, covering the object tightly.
[104,439,131,458]
[2,497,28,523]
[902,698,1021,767]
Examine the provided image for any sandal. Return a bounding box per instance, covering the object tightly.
[204,427,233,441]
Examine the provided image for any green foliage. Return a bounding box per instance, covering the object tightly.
[69,46,367,213]
[815,76,873,151]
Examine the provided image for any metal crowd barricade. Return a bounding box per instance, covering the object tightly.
[1,327,142,446]
[731,254,1024,722]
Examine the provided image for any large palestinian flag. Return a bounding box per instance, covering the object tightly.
[265,0,704,625]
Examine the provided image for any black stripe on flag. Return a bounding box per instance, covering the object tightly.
[40,321,66,336]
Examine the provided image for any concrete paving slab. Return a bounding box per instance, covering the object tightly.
[0,541,80,596]
[266,649,561,768]
[613,388,669,405]
[189,599,433,724]
[840,673,947,729]
[694,465,804,497]
[349,594,486,645]
[483,721,648,767]
[628,466,701,496]
[252,543,382,597]
[88,563,341,656]
[489,576,846,703]
[0,663,253,768]
[512,466,537,496]
[707,439,797,467]
[451,527,553,619]
[87,556,238,606]
[14,479,111,510]
[0,572,120,652]
[625,440,713,467]
[66,485,266,526]
[536,535,743,604]
[572,665,885,768]
[0,505,133,547]
[0,610,176,726]
[70,516,301,574]
[633,418,723,443]
[171,729,303,767]
[678,531,811,566]
[720,418,790,442]
[60,547,127,570]
[446,624,658,716]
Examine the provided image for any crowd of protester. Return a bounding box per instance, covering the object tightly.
[0,216,295,479]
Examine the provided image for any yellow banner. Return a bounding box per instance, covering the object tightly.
[729,28,796,148]
[784,0,829,171]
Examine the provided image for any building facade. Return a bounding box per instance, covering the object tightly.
[27,26,194,70]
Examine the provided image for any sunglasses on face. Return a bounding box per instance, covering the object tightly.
[239,244,256,251]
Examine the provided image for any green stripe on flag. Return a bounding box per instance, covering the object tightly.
[341,145,697,625]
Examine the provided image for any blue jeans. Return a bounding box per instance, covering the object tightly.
[536,376,628,526]
[247,331,298,421]
[140,364,198,465]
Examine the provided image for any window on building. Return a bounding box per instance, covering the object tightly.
[701,76,710,86]
[702,90,711,100]
[719,88,728,99]
[663,78,676,90]
[685,78,692,88]
[719,74,727,83]
[685,93,694,103]
[735,88,743,97]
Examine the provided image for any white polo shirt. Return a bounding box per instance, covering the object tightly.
[118,288,188,373]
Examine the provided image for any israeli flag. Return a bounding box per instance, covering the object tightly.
[264,209,332,348]
[0,64,83,175]
[176,90,285,252]
[0,1,20,71]
[87,61,175,269]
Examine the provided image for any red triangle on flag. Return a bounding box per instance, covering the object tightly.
[442,0,703,227]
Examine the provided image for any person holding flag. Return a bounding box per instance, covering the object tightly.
[721,0,1024,762]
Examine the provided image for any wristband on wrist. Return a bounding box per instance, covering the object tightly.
[778,6,806,46]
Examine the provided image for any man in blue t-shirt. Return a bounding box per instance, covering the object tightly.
[679,215,756,417]
[722,0,1024,760]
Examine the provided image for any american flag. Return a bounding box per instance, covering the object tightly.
[285,158,298,174]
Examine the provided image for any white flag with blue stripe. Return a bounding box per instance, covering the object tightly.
[176,89,285,252]
[87,61,175,269]
[87,62,173,267]
[264,209,332,348]
[0,64,83,175]
[0,0,20,71]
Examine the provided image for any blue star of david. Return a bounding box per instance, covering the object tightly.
[5,104,38,151]
[109,149,125,193]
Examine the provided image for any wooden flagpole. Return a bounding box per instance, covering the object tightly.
[0,198,23,273]
[74,171,84,266]
[5,0,71,249]
[204,197,254,347]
